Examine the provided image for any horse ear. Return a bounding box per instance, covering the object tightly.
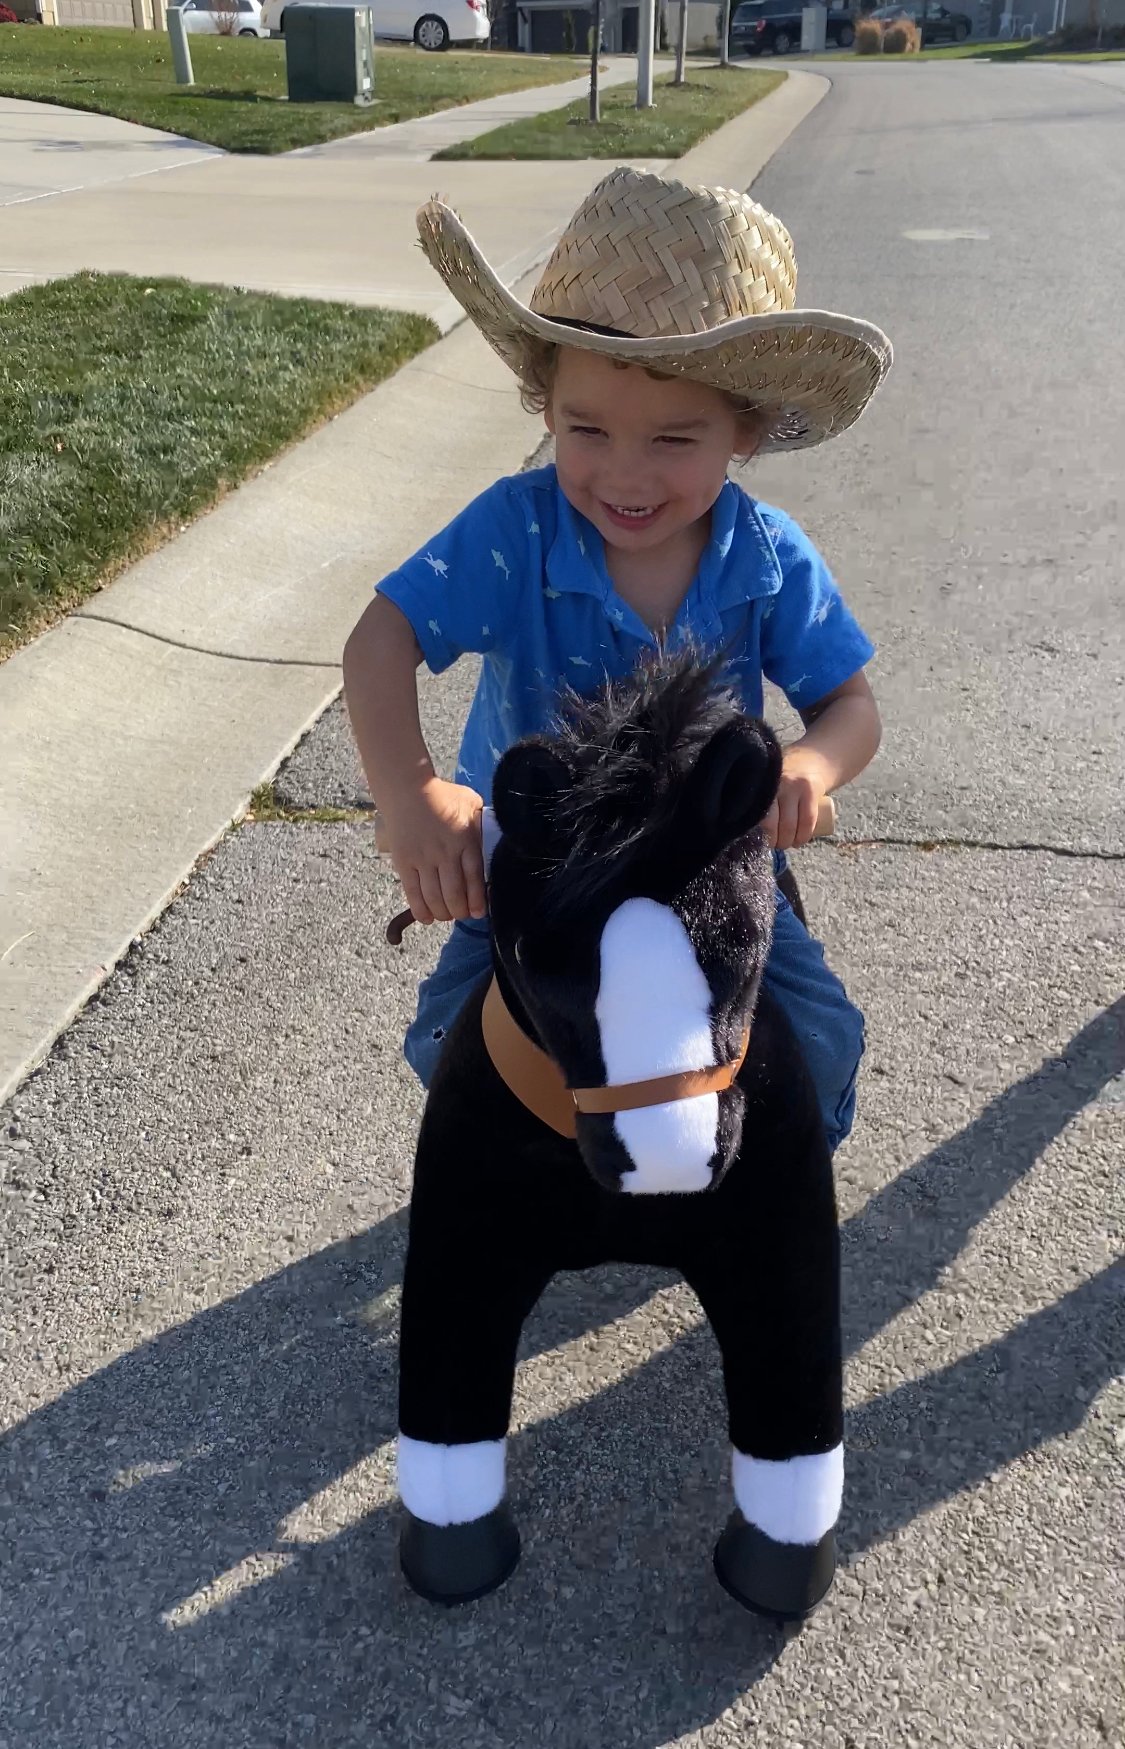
[492,740,573,850]
[689,717,782,844]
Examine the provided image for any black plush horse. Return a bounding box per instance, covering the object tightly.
[395,656,843,1622]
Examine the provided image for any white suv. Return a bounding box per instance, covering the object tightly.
[261,0,490,49]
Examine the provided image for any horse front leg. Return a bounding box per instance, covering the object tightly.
[396,1138,552,1606]
[682,1133,843,1623]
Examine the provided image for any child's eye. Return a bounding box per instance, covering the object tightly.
[656,435,695,447]
[568,425,605,438]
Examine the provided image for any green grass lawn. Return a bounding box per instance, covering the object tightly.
[0,274,436,655]
[0,29,588,153]
[435,65,784,160]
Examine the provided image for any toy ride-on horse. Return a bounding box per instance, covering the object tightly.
[381,656,844,1622]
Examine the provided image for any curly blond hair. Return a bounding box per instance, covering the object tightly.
[510,333,770,452]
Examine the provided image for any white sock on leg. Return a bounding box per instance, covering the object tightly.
[731,1445,843,1545]
[397,1435,506,1527]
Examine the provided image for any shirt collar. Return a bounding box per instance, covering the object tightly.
[544,472,783,607]
[545,484,610,599]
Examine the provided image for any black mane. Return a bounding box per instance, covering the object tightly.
[533,651,747,917]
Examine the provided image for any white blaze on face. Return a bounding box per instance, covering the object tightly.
[595,897,719,1194]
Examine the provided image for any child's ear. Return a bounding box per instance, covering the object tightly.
[732,412,766,462]
[543,399,557,437]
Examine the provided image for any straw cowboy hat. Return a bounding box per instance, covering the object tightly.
[417,166,892,453]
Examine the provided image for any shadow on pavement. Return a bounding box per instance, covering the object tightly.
[2,1000,1122,1746]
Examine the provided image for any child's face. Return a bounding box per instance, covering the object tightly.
[545,348,753,556]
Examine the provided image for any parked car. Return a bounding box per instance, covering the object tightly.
[169,0,270,35]
[259,0,489,48]
[727,0,856,55]
[868,0,972,39]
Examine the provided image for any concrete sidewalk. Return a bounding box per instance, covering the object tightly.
[0,155,672,319]
[0,72,828,1105]
[0,61,670,305]
[0,95,219,212]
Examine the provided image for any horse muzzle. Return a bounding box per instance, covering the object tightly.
[481,978,748,1192]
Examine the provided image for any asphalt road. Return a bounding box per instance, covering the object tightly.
[2,62,1123,1749]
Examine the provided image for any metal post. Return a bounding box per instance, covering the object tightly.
[589,0,603,121]
[718,0,731,62]
[167,4,195,84]
[674,0,689,80]
[636,0,655,106]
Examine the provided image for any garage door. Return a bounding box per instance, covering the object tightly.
[56,0,136,22]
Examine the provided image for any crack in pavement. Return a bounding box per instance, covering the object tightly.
[72,611,343,670]
[834,835,1124,862]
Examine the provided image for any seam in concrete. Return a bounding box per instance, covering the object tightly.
[73,611,343,671]
[830,835,1124,862]
[1,142,223,211]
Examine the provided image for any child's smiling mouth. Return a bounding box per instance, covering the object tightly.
[600,501,665,531]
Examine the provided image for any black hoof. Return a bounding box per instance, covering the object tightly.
[399,1502,520,1606]
[713,1513,836,1623]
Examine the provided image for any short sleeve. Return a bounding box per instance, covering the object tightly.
[758,511,875,709]
[375,478,530,675]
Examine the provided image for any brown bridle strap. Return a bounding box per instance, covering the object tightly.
[574,1039,750,1115]
[481,978,749,1142]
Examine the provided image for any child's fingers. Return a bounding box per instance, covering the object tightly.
[761,800,780,847]
[400,865,435,927]
[438,856,473,921]
[774,790,801,851]
[462,843,488,920]
[418,864,454,924]
[793,785,819,848]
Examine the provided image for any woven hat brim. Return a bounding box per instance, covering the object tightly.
[419,200,893,453]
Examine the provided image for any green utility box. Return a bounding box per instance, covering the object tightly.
[285,4,376,106]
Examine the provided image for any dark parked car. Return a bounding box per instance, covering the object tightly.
[869,0,972,39]
[727,0,856,55]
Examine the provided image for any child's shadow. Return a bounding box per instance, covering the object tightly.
[2,1000,1121,1748]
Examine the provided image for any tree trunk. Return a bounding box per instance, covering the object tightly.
[590,0,604,120]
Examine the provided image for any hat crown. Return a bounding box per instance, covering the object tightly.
[528,168,798,341]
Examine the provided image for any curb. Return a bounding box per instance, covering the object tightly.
[0,69,827,1109]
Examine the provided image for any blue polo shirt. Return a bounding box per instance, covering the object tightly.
[376,464,874,804]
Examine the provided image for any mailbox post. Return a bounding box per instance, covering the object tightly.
[167,4,195,86]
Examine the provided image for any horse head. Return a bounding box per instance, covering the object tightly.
[487,655,782,1196]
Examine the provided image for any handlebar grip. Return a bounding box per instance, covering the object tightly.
[375,796,837,944]
[374,795,836,855]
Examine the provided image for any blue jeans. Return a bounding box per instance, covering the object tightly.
[404,856,865,1152]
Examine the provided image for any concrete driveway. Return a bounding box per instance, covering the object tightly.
[1,59,1122,1749]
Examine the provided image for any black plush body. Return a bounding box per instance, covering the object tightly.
[395,657,844,1620]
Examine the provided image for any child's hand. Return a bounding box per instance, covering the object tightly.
[762,747,832,852]
[379,778,487,925]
